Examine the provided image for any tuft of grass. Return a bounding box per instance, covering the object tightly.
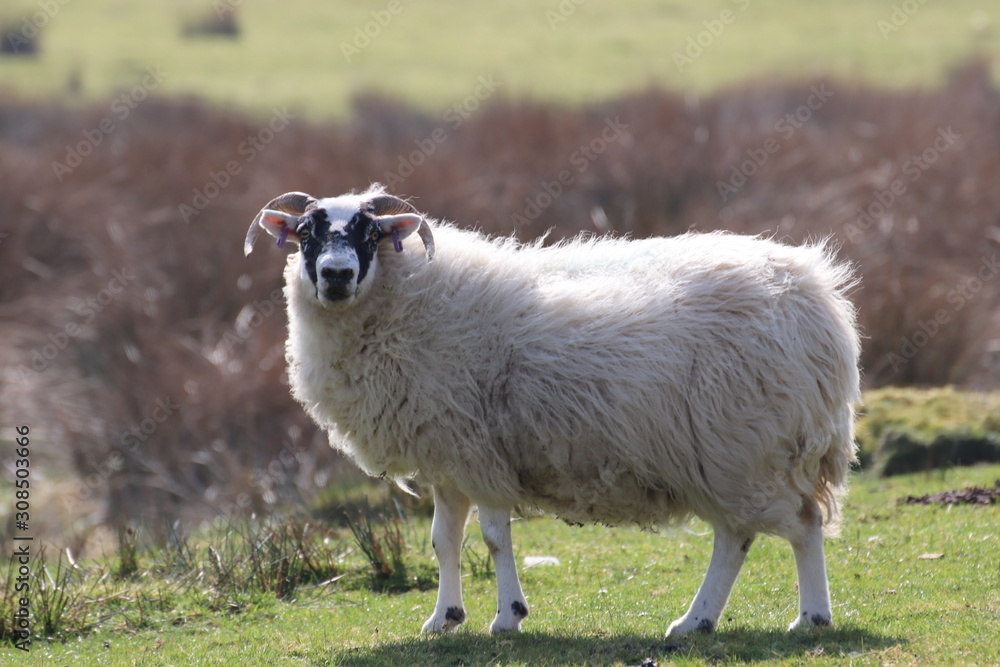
[856,387,1000,474]
[345,497,411,591]
[28,546,102,640]
[0,515,354,645]
[462,534,494,580]
[0,555,24,643]
[201,515,345,608]
[114,525,140,580]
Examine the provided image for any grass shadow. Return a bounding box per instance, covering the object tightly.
[335,625,904,666]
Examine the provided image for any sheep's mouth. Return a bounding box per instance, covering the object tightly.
[317,285,356,307]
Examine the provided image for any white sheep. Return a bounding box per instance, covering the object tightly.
[244,184,861,637]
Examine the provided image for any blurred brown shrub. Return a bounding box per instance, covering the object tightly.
[1,59,998,540]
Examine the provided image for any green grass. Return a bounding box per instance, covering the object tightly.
[1,0,998,119]
[7,464,999,666]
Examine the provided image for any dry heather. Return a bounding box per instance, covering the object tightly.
[1,60,998,543]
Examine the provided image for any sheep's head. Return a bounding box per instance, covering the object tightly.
[245,188,434,309]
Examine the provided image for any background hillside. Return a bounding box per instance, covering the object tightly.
[2,0,999,116]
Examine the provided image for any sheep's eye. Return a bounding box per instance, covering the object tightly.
[369,229,380,243]
[297,225,311,241]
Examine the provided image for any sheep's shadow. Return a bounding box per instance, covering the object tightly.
[335,625,903,666]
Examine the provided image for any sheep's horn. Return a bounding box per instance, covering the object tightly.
[244,192,316,256]
[369,194,418,216]
[416,219,435,260]
[369,194,435,260]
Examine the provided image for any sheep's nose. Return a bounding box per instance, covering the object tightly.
[321,267,355,283]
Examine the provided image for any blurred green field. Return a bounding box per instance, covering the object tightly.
[0,0,997,119]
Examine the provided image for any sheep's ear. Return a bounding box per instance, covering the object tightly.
[376,213,435,259]
[258,209,302,245]
[376,213,423,241]
[246,209,303,255]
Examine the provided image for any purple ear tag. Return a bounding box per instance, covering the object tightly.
[276,226,290,248]
[391,227,403,253]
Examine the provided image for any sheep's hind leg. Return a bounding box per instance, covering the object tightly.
[479,506,529,634]
[666,523,755,638]
[786,497,832,631]
[421,484,472,633]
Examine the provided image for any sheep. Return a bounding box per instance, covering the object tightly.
[244,184,861,637]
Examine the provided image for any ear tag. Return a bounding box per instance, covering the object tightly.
[391,227,403,253]
[276,226,290,248]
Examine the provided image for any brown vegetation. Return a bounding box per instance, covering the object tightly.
[903,480,1000,506]
[1,60,998,544]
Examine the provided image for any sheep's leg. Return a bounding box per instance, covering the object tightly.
[666,523,755,638]
[787,497,832,630]
[421,484,472,633]
[479,507,529,634]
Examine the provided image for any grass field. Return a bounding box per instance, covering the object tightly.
[9,464,1000,666]
[1,0,998,119]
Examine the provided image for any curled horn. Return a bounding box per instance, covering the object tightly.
[369,194,418,216]
[369,194,435,260]
[244,192,316,256]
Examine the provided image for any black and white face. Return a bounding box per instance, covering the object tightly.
[296,201,383,308]
[251,193,428,310]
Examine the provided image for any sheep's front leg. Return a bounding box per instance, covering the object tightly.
[479,506,529,634]
[666,523,755,638]
[421,484,472,633]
